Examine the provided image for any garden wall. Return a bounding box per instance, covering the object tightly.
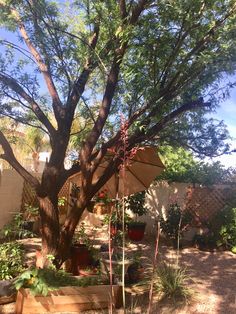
[143,181,235,236]
[0,169,24,229]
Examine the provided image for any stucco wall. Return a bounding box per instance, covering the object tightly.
[0,169,24,229]
[140,181,190,236]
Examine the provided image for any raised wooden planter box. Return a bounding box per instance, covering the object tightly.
[15,285,122,314]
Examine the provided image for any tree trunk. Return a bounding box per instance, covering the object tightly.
[37,194,60,268]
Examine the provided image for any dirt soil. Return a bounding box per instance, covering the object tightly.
[1,232,236,314]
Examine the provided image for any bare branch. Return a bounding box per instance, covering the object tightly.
[129,0,150,24]
[0,73,55,136]
[0,111,49,135]
[129,98,210,145]
[0,39,36,63]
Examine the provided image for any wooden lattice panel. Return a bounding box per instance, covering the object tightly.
[21,180,38,210]
[185,186,233,222]
[21,179,70,212]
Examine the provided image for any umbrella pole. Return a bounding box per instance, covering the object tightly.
[119,169,127,313]
[114,172,126,312]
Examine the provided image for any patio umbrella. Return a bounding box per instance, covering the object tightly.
[70,146,165,198]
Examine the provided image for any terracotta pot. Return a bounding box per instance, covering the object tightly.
[127,222,146,241]
[70,244,92,275]
[93,202,113,215]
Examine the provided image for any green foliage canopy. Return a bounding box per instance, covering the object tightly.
[157,145,235,185]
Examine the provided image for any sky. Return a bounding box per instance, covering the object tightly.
[210,87,236,168]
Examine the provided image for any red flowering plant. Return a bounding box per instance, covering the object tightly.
[94,189,112,205]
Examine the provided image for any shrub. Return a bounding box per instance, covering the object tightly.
[0,241,25,280]
[125,191,148,219]
[213,206,236,250]
[154,262,192,301]
[1,212,35,241]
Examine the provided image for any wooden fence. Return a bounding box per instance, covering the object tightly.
[185,185,235,222]
[21,180,71,212]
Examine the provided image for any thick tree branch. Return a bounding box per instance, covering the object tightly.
[0,73,55,136]
[129,0,150,24]
[81,1,149,163]
[9,7,63,123]
[129,98,210,145]
[0,130,40,188]
[119,0,127,19]
[66,24,100,123]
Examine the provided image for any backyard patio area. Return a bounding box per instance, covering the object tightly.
[1,224,236,314]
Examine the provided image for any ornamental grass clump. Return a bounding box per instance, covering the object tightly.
[154,262,192,301]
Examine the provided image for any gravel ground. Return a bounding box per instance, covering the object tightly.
[1,231,236,314]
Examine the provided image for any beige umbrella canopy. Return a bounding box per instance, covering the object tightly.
[69,146,165,198]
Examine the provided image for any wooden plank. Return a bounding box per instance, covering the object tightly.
[15,290,24,314]
[16,285,122,314]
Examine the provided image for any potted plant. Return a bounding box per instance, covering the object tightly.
[103,210,131,237]
[100,251,131,284]
[93,189,114,215]
[1,212,35,241]
[126,191,148,241]
[69,223,94,275]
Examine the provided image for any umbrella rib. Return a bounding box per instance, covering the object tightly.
[130,158,165,168]
[126,167,150,189]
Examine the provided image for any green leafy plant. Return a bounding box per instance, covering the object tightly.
[154,263,192,301]
[103,211,131,226]
[14,267,102,296]
[125,191,148,221]
[93,189,112,205]
[23,204,39,220]
[58,197,66,207]
[1,212,35,241]
[213,206,236,250]
[160,203,192,246]
[0,242,25,280]
[73,222,93,249]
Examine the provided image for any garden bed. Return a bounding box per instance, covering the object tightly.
[15,285,122,314]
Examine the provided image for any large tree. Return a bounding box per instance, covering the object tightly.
[0,0,236,266]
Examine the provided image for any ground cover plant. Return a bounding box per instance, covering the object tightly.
[14,266,102,296]
[1,213,35,241]
[0,0,236,266]
[0,241,25,280]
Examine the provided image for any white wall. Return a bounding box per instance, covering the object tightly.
[0,169,24,229]
[140,181,190,236]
